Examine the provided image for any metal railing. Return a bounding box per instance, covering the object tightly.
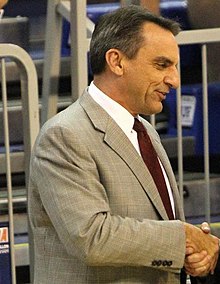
[41,0,90,124]
[176,28,220,223]
[0,43,40,284]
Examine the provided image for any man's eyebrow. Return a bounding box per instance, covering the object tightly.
[153,56,173,65]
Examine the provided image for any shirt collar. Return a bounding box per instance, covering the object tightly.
[88,81,135,137]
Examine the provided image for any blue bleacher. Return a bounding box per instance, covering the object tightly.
[87,2,120,23]
[160,0,190,29]
[166,83,220,156]
[160,0,201,76]
[61,3,120,57]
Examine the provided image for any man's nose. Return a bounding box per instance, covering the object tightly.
[164,68,180,89]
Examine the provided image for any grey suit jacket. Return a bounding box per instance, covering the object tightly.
[28,89,186,284]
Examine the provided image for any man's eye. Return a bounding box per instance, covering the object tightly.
[156,63,166,68]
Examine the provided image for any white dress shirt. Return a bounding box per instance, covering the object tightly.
[88,81,175,217]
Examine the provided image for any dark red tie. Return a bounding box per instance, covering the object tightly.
[133,118,174,220]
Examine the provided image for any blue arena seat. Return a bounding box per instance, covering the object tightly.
[160,0,190,30]
[61,3,120,57]
[160,0,202,84]
[87,2,120,24]
[166,83,220,156]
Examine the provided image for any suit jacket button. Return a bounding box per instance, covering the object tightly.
[167,261,173,266]
[162,260,168,266]
[157,260,162,266]
[152,260,157,266]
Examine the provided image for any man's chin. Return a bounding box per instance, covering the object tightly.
[151,106,163,115]
[139,104,163,116]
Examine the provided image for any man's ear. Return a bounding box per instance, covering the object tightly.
[105,49,124,76]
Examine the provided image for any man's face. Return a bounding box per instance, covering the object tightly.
[120,22,180,116]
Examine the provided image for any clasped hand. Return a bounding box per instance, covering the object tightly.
[184,222,219,277]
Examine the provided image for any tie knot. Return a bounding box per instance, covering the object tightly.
[133,118,145,133]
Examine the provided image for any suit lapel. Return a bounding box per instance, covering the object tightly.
[104,119,169,220]
[79,90,169,220]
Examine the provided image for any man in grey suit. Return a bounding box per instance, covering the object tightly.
[28,5,219,284]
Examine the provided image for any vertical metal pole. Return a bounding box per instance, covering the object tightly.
[177,62,184,207]
[201,44,211,223]
[41,0,63,124]
[1,58,17,284]
[70,0,88,101]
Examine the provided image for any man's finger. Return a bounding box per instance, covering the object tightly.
[200,222,210,234]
